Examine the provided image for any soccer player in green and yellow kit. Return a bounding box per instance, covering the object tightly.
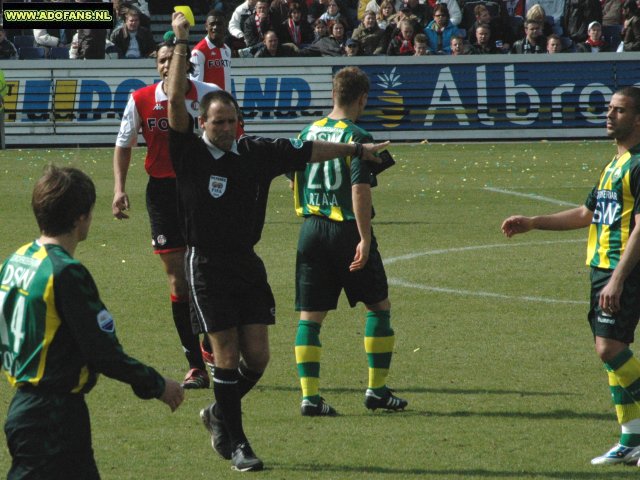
[1,165,184,479]
[293,66,407,416]
[502,87,640,467]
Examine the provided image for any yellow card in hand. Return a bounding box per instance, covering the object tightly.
[174,6,195,26]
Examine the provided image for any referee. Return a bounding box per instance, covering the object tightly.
[167,11,389,472]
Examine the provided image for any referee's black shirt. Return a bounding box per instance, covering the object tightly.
[169,126,313,254]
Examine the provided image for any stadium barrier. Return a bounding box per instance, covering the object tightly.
[1,52,639,146]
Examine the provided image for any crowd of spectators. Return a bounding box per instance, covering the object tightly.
[1,0,637,60]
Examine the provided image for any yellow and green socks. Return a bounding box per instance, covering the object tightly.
[364,310,394,396]
[606,348,640,447]
[295,320,322,404]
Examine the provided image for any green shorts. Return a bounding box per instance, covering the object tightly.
[4,387,99,480]
[588,267,640,344]
[295,215,388,311]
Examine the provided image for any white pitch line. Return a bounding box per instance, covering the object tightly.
[388,278,587,305]
[483,187,579,207]
[384,238,584,266]
[385,239,587,304]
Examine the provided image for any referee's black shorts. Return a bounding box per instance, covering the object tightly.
[185,247,276,333]
[145,176,186,254]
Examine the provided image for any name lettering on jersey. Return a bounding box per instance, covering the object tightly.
[592,193,621,226]
[307,126,344,143]
[1,263,37,291]
[153,103,165,111]
[147,117,169,131]
[207,58,231,68]
[307,192,339,207]
[209,175,227,198]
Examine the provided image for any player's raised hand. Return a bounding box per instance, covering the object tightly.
[501,215,533,237]
[172,11,190,37]
[159,377,184,412]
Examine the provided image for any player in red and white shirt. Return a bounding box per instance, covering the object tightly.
[112,42,221,390]
[190,10,232,91]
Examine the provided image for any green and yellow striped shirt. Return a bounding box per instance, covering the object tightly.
[0,241,164,397]
[586,146,640,270]
[294,117,373,221]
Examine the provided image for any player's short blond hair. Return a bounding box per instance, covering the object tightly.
[332,66,369,107]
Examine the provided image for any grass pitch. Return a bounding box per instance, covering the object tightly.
[1,141,639,479]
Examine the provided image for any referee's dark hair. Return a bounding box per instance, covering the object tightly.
[616,87,640,115]
[199,90,240,120]
[32,165,96,236]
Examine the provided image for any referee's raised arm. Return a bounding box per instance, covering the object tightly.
[168,12,190,133]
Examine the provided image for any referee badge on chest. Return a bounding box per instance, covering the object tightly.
[209,175,227,198]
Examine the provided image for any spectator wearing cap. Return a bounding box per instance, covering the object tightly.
[344,37,361,55]
[351,10,386,54]
[576,21,611,51]
[622,0,640,51]
[562,0,603,44]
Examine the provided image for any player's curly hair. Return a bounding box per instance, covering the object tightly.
[332,66,369,107]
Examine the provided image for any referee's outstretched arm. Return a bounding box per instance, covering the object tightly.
[168,12,191,133]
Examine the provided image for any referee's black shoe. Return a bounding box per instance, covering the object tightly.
[364,388,408,411]
[231,442,264,472]
[200,404,232,459]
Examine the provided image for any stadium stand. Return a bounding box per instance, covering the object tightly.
[48,47,70,59]
[18,47,45,60]
[149,14,207,44]
[12,35,35,49]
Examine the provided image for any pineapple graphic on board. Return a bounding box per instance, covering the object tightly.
[376,67,404,128]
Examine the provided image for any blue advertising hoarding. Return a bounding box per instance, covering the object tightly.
[0,54,637,145]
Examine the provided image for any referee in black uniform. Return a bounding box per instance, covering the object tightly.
[167,12,389,472]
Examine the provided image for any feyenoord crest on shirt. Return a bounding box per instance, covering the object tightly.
[209,175,227,198]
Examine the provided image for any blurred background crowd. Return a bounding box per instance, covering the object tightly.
[0,0,634,59]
